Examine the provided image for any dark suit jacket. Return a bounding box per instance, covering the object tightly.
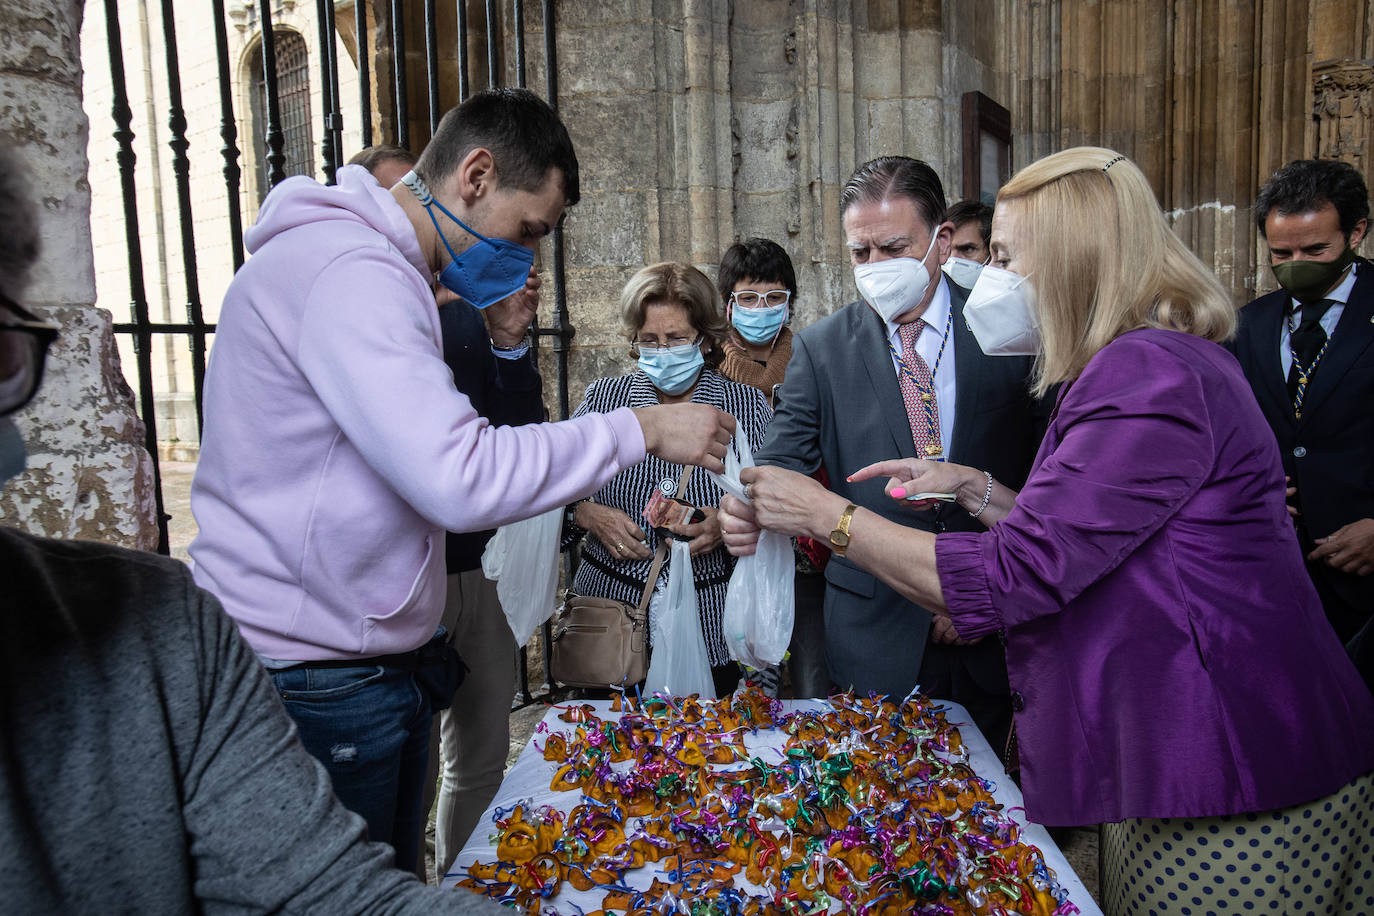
[755,280,1044,696]
[1231,261,1374,616]
[437,299,545,572]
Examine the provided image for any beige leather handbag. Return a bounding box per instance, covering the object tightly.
[550,467,690,689]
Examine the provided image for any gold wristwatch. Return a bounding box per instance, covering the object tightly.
[829,503,859,556]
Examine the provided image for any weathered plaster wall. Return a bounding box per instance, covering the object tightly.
[0,0,157,549]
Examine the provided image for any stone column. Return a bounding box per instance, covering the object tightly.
[0,0,157,549]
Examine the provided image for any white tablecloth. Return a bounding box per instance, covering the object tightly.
[444,698,1101,915]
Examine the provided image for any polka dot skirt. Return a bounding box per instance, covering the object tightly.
[1100,770,1374,916]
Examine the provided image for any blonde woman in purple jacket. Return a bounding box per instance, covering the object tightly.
[721,148,1374,915]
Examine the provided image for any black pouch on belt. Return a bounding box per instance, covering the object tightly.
[412,631,467,712]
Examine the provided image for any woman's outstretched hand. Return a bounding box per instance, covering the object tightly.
[849,458,982,510]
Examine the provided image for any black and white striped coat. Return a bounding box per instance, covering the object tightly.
[563,369,773,665]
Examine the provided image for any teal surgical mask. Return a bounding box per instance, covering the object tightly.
[638,340,705,395]
[731,301,788,345]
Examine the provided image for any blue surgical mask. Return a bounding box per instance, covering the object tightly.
[0,416,26,487]
[401,170,534,310]
[638,341,705,395]
[731,302,788,345]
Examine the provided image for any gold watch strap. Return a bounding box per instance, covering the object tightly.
[830,503,859,556]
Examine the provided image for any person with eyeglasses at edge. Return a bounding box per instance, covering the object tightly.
[1228,159,1374,692]
[188,88,736,874]
[562,262,773,699]
[0,145,511,914]
[712,238,825,699]
[942,199,993,293]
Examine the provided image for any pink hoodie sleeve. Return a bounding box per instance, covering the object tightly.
[296,249,645,532]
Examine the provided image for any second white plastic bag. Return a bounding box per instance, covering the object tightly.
[644,538,715,698]
[480,506,562,647]
[709,434,795,670]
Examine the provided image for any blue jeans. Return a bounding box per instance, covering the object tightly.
[270,664,431,872]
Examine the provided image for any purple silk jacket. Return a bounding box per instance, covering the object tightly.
[935,328,1374,826]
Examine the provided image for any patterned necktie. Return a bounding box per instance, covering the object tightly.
[1286,298,1334,401]
[897,320,941,457]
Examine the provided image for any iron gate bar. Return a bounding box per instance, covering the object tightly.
[104,0,170,556]
[543,0,573,699]
[484,0,499,87]
[324,0,345,172]
[211,0,245,271]
[114,322,218,335]
[390,0,408,148]
[424,0,440,134]
[512,0,525,87]
[157,0,209,431]
[355,0,373,147]
[260,8,288,188]
[316,0,340,184]
[542,0,573,423]
[456,0,469,101]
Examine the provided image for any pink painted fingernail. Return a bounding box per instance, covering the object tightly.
[890,487,906,498]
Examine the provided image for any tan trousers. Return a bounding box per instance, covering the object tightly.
[421,569,516,881]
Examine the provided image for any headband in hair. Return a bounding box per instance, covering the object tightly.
[1101,155,1127,173]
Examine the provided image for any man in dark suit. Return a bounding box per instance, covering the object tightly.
[1231,158,1374,691]
[754,157,1044,751]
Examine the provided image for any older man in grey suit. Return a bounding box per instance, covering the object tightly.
[755,157,1044,753]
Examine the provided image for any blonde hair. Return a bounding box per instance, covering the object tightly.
[997,147,1235,396]
[619,262,729,366]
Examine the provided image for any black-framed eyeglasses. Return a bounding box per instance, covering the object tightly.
[0,292,59,416]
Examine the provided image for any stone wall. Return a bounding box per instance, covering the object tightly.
[0,0,157,549]
[487,0,1000,416]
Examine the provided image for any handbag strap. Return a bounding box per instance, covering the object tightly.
[634,465,694,613]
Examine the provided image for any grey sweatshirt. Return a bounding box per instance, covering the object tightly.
[0,527,503,914]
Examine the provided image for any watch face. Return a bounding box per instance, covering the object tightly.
[829,531,850,549]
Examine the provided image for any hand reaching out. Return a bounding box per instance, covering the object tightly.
[1309,517,1374,576]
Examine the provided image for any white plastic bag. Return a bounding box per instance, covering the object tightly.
[709,434,795,670]
[480,506,562,647]
[644,539,716,698]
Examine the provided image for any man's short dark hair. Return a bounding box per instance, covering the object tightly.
[947,199,993,247]
[1254,159,1370,238]
[717,238,797,303]
[840,156,947,227]
[415,87,580,207]
[347,144,417,173]
[0,146,40,299]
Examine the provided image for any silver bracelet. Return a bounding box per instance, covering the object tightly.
[969,470,995,519]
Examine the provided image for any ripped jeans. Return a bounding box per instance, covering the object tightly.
[270,664,431,872]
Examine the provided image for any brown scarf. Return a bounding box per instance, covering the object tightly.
[717,328,793,402]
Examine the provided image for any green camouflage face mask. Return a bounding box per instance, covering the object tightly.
[1271,246,1356,305]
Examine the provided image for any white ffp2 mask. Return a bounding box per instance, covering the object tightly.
[853,231,939,323]
[963,265,1040,356]
[943,257,985,290]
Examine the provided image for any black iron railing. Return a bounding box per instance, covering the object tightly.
[99,0,574,702]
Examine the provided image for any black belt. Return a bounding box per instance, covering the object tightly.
[278,635,451,673]
[581,549,731,591]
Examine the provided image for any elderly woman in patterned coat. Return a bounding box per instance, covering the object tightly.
[563,262,773,697]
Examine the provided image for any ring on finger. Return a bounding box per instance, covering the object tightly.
[742,482,754,501]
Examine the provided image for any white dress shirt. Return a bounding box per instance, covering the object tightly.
[884,275,957,456]
[1278,262,1357,376]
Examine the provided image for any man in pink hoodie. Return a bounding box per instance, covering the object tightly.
[189,88,733,871]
